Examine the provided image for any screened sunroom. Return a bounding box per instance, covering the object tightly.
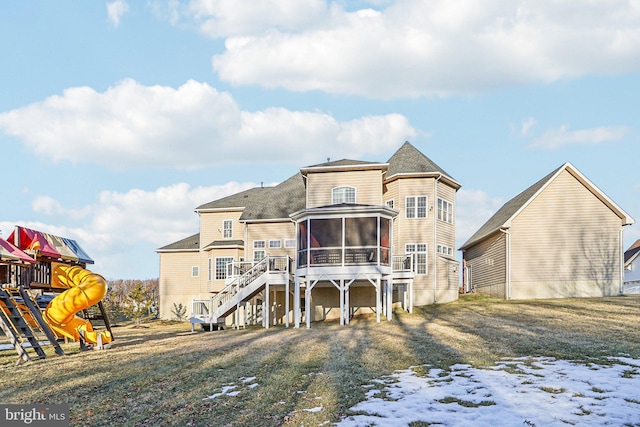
[293,205,395,271]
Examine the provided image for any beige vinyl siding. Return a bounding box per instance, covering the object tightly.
[392,177,435,303]
[158,251,210,320]
[509,169,622,299]
[394,177,435,249]
[246,221,296,259]
[463,232,507,298]
[199,210,243,249]
[383,180,401,252]
[436,181,456,249]
[306,170,383,208]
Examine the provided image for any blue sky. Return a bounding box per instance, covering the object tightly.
[1,0,638,279]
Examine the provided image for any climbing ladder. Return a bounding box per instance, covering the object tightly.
[0,288,48,365]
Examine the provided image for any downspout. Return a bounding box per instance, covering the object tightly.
[620,226,624,295]
[499,228,511,299]
[244,222,249,262]
[433,174,441,303]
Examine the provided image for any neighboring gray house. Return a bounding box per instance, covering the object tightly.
[624,239,640,294]
[460,162,634,300]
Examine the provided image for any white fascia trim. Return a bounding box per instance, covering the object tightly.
[385,172,462,190]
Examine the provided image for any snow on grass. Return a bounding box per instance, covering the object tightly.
[202,376,261,400]
[337,356,640,427]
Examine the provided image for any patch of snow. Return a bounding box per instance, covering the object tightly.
[303,406,323,413]
[203,385,238,400]
[336,357,640,427]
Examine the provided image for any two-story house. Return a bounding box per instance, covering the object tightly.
[157,141,461,328]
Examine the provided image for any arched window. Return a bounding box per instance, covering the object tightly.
[332,186,356,204]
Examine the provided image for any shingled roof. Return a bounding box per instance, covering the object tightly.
[460,162,634,251]
[387,141,456,183]
[196,187,270,211]
[157,233,200,252]
[240,172,306,221]
[459,166,561,250]
[625,240,640,266]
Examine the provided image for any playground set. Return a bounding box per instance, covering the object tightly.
[0,225,112,364]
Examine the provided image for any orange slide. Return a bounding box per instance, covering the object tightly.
[43,264,112,347]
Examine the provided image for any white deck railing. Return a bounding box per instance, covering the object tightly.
[392,254,414,272]
[192,256,292,324]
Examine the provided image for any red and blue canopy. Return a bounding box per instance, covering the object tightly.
[0,237,36,265]
[6,226,94,264]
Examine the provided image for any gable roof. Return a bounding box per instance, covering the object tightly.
[240,172,306,221]
[460,162,634,251]
[625,239,640,266]
[196,187,270,211]
[386,141,460,188]
[157,233,200,252]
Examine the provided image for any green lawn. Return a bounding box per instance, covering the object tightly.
[1,295,639,426]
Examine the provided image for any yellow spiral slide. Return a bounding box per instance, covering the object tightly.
[43,265,112,347]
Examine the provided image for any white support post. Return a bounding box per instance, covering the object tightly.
[265,282,270,329]
[339,279,344,326]
[376,277,381,323]
[285,277,290,328]
[294,278,300,328]
[305,285,311,329]
[233,303,240,330]
[345,284,350,325]
[272,289,277,326]
[387,280,393,321]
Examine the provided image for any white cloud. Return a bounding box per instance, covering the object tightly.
[32,196,66,217]
[187,0,640,98]
[456,189,504,249]
[528,125,631,150]
[106,0,130,27]
[1,181,258,279]
[0,79,416,169]
[188,0,330,38]
[520,117,537,137]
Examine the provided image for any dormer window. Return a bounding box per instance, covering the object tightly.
[332,186,356,204]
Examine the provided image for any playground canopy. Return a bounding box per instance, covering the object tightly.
[6,226,94,264]
[0,237,36,264]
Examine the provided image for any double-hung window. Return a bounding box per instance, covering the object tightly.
[437,199,454,224]
[406,196,427,218]
[269,239,281,249]
[406,243,428,274]
[332,186,356,204]
[253,240,266,261]
[223,220,233,238]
